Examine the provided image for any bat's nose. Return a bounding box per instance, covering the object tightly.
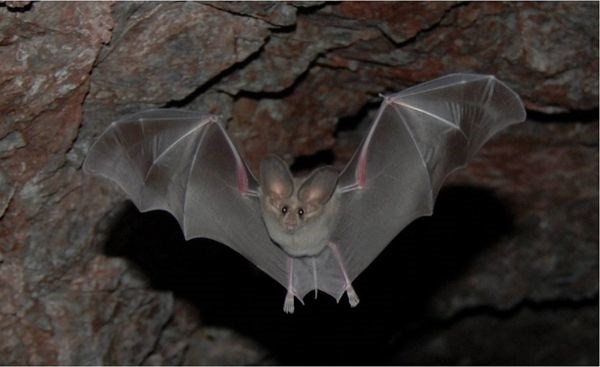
[284,216,297,228]
[284,219,297,232]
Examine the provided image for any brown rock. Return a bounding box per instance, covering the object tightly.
[205,2,298,27]
[434,120,599,316]
[319,2,598,112]
[88,2,271,107]
[184,327,275,365]
[328,2,454,44]
[0,2,176,365]
[143,299,202,365]
[218,16,380,94]
[393,302,598,365]
[230,66,372,172]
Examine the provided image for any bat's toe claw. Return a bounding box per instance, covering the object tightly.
[283,292,295,314]
[346,286,360,307]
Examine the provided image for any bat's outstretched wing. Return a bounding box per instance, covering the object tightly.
[308,74,526,302]
[84,109,289,289]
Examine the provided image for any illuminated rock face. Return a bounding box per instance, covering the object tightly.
[0,2,597,365]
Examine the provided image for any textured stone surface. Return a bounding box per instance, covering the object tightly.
[0,2,175,365]
[184,327,275,365]
[229,66,373,171]
[88,2,271,107]
[433,120,598,316]
[218,16,380,94]
[143,299,202,365]
[0,1,597,365]
[392,302,598,365]
[319,2,598,113]
[206,1,298,27]
[327,2,454,44]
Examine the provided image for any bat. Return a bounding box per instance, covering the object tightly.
[84,73,526,313]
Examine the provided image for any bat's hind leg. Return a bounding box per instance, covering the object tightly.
[284,257,296,314]
[284,290,295,314]
[345,286,360,307]
[329,242,360,307]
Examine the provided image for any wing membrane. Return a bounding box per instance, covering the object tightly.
[318,74,526,300]
[84,109,289,289]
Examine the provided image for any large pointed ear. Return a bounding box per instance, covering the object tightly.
[298,166,339,207]
[260,155,293,200]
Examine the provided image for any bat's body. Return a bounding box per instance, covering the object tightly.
[259,156,341,257]
[84,74,526,313]
[260,187,341,258]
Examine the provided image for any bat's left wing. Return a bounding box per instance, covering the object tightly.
[306,74,526,303]
[84,109,290,292]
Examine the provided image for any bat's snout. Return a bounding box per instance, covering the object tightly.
[283,216,299,232]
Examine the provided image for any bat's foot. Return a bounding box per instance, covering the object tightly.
[346,285,360,307]
[283,291,295,314]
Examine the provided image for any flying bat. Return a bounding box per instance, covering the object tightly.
[84,73,526,313]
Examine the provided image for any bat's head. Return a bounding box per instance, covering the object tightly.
[259,155,339,256]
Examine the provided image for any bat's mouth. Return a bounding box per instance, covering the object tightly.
[283,218,299,232]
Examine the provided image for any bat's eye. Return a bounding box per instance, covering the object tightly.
[281,206,288,215]
[298,208,304,217]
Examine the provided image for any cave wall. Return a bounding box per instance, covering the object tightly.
[0,1,597,365]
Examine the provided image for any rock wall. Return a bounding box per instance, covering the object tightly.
[0,1,597,365]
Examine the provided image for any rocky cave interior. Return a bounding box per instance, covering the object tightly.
[0,1,598,365]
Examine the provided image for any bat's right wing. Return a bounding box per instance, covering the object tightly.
[84,109,289,290]
[314,74,526,302]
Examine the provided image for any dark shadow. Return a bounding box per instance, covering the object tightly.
[290,149,336,173]
[525,107,599,124]
[103,184,513,365]
[335,101,381,134]
[0,1,33,13]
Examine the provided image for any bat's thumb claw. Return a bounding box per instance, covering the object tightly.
[283,292,295,314]
[346,286,360,308]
